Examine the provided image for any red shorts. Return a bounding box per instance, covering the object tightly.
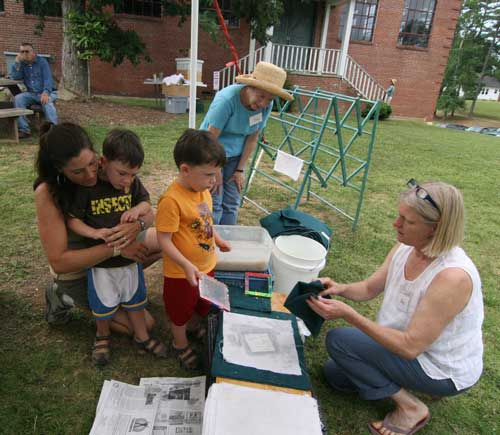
[163,271,213,326]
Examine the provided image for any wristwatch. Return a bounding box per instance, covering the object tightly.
[138,219,146,231]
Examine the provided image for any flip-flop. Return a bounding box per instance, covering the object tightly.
[368,413,431,435]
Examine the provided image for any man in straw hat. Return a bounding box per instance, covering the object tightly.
[200,61,293,225]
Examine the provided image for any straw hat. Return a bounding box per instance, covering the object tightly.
[235,62,293,101]
[391,78,397,85]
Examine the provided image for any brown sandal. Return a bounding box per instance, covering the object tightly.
[171,344,201,370]
[135,336,167,358]
[92,335,111,366]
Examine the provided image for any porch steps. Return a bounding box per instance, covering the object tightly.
[214,44,387,102]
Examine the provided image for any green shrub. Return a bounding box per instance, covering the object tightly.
[361,101,392,120]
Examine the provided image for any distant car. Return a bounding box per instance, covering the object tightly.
[484,128,500,137]
[445,124,468,131]
[466,126,488,133]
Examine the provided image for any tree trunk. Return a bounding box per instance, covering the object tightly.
[60,0,88,98]
[468,10,499,117]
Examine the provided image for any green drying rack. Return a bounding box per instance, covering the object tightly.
[241,86,381,230]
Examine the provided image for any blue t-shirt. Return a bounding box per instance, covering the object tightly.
[200,84,273,158]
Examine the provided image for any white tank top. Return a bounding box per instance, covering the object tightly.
[377,244,484,390]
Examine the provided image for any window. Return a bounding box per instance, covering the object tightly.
[339,0,378,42]
[398,0,436,48]
[116,0,162,18]
[202,0,240,29]
[0,0,4,13]
[24,0,62,17]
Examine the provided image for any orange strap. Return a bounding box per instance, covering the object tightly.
[213,0,242,74]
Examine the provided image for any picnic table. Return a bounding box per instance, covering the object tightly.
[0,78,23,96]
[0,107,34,142]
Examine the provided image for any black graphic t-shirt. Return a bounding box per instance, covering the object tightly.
[70,177,150,268]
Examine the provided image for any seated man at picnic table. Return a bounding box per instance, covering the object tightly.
[9,42,58,139]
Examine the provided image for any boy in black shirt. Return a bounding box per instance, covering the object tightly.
[68,129,166,365]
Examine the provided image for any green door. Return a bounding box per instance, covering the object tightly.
[272,0,316,46]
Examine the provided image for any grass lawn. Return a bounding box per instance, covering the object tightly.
[435,100,500,127]
[0,107,498,434]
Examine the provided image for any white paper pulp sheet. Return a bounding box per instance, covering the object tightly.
[273,150,304,181]
[202,382,323,435]
[222,311,301,376]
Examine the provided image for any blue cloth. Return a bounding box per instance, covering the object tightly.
[14,91,58,133]
[200,84,272,158]
[10,55,55,95]
[211,155,241,225]
[324,327,462,400]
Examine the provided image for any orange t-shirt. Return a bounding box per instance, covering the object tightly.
[156,180,216,278]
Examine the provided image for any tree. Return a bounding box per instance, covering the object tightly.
[29,0,288,97]
[438,1,500,117]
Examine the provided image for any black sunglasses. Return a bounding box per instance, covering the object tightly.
[407,179,440,214]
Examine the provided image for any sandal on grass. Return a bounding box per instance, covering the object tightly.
[135,336,167,358]
[171,344,201,370]
[92,335,111,366]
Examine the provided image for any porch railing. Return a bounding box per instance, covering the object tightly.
[343,55,386,101]
[214,43,387,101]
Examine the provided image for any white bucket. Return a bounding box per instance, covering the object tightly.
[275,235,327,268]
[271,245,326,296]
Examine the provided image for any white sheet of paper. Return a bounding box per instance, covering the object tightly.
[222,311,301,376]
[202,382,323,435]
[243,332,276,353]
[273,150,304,181]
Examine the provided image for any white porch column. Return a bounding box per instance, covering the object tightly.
[337,0,355,77]
[263,26,274,62]
[248,36,256,72]
[318,1,332,74]
[188,0,199,128]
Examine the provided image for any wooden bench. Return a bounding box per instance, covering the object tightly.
[0,108,34,142]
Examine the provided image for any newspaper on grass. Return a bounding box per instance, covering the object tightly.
[90,380,160,435]
[139,376,206,435]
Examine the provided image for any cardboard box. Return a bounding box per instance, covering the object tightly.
[162,84,189,97]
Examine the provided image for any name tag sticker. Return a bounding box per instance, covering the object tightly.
[249,112,263,126]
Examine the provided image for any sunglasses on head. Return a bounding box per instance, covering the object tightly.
[407,179,441,215]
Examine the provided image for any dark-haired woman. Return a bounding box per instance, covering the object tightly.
[34,122,159,338]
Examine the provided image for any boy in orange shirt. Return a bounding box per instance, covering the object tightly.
[156,129,231,370]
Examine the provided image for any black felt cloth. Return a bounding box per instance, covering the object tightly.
[260,206,332,249]
[284,280,329,337]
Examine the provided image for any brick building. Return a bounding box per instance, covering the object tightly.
[0,0,461,120]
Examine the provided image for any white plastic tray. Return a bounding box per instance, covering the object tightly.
[214,225,272,271]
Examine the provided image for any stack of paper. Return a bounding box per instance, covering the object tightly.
[202,382,323,435]
[90,377,206,435]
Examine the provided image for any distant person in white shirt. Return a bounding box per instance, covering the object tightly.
[308,179,483,435]
[385,78,396,104]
